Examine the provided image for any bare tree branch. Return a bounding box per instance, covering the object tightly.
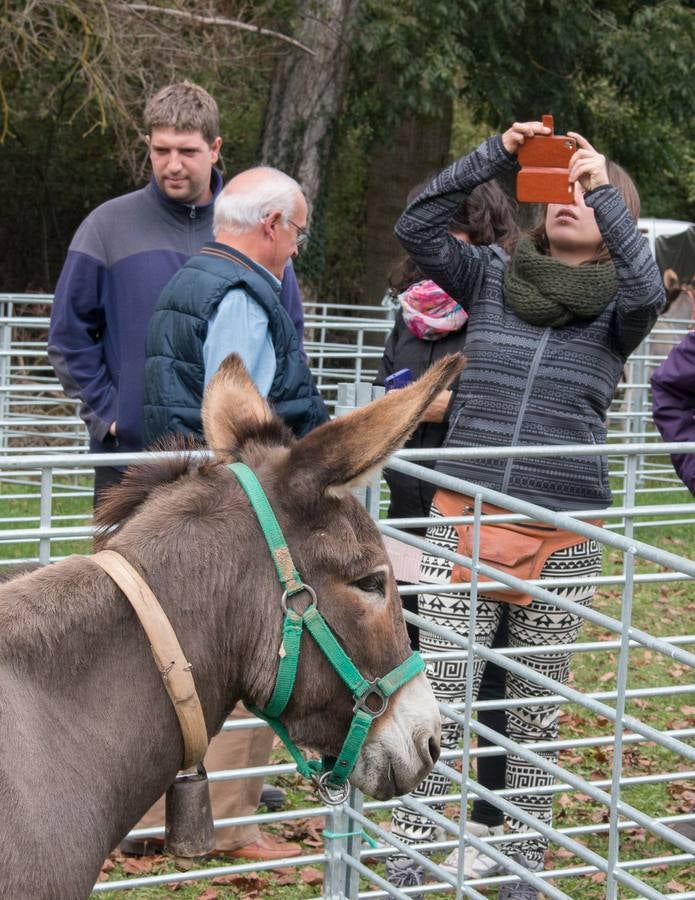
[121,3,316,55]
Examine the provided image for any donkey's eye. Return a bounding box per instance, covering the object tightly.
[352,572,386,596]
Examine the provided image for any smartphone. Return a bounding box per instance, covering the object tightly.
[516,115,577,205]
[384,368,413,391]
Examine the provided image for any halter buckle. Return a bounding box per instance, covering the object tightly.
[280,583,317,614]
[315,771,350,806]
[353,681,388,718]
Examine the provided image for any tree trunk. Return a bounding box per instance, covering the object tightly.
[260,0,360,214]
[362,101,453,304]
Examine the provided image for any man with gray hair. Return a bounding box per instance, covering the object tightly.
[143,166,327,443]
[137,168,328,863]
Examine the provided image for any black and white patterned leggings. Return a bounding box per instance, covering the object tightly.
[392,504,601,867]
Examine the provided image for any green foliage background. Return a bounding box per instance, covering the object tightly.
[1,0,693,297]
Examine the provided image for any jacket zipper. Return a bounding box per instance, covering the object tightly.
[501,327,551,494]
[188,205,198,255]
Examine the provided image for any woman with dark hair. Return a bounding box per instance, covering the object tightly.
[377,180,519,881]
[385,123,664,896]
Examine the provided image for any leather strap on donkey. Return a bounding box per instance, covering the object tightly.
[90,549,209,770]
[228,462,425,805]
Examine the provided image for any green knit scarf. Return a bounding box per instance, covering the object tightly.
[503,236,617,327]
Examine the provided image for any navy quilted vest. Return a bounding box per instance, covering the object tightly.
[143,243,328,444]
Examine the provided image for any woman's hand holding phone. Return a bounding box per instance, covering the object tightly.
[566,132,609,193]
[502,121,552,155]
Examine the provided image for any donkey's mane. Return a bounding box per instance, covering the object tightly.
[93,434,204,546]
[93,421,296,547]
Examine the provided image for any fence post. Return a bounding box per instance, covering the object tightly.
[335,382,384,516]
[0,305,12,452]
[355,329,364,383]
[328,385,387,898]
[605,449,638,899]
[39,466,53,564]
[323,801,349,900]
[342,787,364,899]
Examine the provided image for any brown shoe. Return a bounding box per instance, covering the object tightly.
[226,831,302,861]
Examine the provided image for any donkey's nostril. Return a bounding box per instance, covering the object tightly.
[428,734,441,765]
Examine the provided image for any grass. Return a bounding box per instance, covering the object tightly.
[1,476,693,897]
[0,475,93,566]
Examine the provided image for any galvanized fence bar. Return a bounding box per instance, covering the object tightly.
[0,294,686,464]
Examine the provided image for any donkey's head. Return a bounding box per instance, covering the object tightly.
[199,353,464,799]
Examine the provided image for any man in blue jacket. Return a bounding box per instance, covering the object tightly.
[47,81,305,502]
[143,166,327,444]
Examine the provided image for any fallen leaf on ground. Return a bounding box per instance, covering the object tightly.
[590,872,606,883]
[300,866,324,886]
[197,890,219,900]
[560,752,583,765]
[211,873,268,892]
[122,858,157,875]
[282,816,324,845]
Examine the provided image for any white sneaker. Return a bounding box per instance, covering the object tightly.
[442,821,504,879]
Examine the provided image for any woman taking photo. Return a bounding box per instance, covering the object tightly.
[386,122,664,896]
[377,183,519,881]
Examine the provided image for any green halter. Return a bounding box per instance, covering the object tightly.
[228,462,425,805]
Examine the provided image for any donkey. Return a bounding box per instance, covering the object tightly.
[0,352,463,899]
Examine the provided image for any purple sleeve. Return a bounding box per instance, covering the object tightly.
[279,262,305,351]
[47,250,116,441]
[651,330,695,494]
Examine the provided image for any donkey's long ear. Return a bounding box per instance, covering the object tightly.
[284,354,465,496]
[202,354,272,461]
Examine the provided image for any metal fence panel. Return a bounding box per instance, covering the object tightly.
[0,294,694,897]
[0,441,693,897]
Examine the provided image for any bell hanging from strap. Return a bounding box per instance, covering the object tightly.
[165,763,215,859]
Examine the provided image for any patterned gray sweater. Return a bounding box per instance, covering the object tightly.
[395,135,664,511]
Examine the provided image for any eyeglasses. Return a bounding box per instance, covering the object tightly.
[287,219,310,249]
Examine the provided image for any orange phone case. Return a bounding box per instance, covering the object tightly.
[516,115,576,204]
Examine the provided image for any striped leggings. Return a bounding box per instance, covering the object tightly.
[392,504,601,866]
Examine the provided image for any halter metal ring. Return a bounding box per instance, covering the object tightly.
[280,583,317,614]
[353,681,388,718]
[315,771,350,806]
